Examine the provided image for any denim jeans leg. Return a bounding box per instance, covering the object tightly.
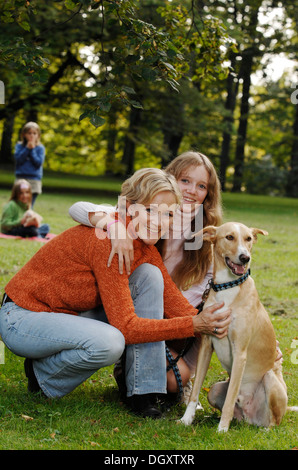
[0,302,125,398]
[125,263,167,397]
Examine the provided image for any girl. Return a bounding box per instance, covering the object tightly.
[1,179,50,238]
[0,168,230,419]
[14,121,45,207]
[68,151,223,397]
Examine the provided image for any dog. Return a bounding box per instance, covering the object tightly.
[180,222,291,432]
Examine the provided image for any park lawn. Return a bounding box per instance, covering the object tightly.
[0,185,297,450]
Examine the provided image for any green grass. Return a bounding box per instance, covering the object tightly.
[0,167,123,195]
[0,182,297,450]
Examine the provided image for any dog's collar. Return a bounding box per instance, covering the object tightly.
[197,269,251,314]
[211,269,251,292]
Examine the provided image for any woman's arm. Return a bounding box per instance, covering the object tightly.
[69,201,134,274]
[69,201,115,227]
[152,251,231,339]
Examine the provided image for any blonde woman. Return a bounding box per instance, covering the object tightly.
[0,168,231,418]
[14,121,45,207]
[69,151,223,397]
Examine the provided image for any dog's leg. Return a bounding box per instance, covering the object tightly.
[217,349,247,432]
[264,368,288,426]
[180,335,213,425]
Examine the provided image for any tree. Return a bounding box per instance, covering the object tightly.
[287,88,298,197]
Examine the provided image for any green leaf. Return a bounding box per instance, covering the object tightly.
[128,99,143,109]
[19,21,31,31]
[98,100,111,113]
[79,111,91,122]
[89,112,105,128]
[121,86,136,95]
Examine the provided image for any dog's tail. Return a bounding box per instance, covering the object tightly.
[287,406,298,412]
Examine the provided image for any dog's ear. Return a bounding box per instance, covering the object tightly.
[250,227,268,242]
[194,225,217,243]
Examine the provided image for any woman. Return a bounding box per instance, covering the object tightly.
[0,168,230,418]
[69,151,223,397]
[1,179,50,238]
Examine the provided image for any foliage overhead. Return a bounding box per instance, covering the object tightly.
[0,0,234,127]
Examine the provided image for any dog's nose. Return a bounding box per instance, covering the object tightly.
[239,254,250,265]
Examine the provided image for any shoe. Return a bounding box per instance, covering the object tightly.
[126,394,162,419]
[24,358,45,396]
[113,357,127,401]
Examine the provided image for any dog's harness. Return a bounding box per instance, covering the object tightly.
[166,269,251,400]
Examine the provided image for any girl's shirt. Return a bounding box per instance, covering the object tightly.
[5,225,197,345]
[68,202,213,307]
[14,143,45,180]
[1,200,27,233]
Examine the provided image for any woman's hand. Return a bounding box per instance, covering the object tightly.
[107,221,134,275]
[193,302,232,339]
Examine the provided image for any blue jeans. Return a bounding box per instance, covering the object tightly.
[0,302,125,398]
[80,264,167,397]
[7,223,50,238]
[126,263,167,397]
[0,264,166,398]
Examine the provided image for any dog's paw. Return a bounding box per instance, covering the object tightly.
[178,416,193,426]
[179,401,198,426]
[217,423,229,433]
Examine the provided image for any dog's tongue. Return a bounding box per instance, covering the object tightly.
[230,261,246,275]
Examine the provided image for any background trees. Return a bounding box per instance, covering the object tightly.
[0,0,297,196]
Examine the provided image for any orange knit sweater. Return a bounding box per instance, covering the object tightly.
[5,225,197,344]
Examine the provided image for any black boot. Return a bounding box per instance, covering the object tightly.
[113,352,127,401]
[126,394,162,419]
[24,358,45,396]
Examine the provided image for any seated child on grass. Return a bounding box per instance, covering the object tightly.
[0,179,49,238]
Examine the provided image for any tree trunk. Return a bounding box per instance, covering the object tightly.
[104,111,118,175]
[232,2,260,192]
[219,53,238,191]
[286,101,298,197]
[0,51,79,121]
[162,130,183,167]
[121,106,142,176]
[0,113,16,166]
[232,51,253,192]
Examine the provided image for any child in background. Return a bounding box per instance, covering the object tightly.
[14,122,45,207]
[1,179,50,238]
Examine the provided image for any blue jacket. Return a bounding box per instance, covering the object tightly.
[14,143,45,180]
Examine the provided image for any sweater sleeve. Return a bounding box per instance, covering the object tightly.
[1,201,24,232]
[29,145,45,168]
[14,143,30,165]
[88,236,195,345]
[69,201,116,227]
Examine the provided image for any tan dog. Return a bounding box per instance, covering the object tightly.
[180,222,290,432]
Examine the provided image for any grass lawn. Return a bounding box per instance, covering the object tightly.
[0,180,297,451]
